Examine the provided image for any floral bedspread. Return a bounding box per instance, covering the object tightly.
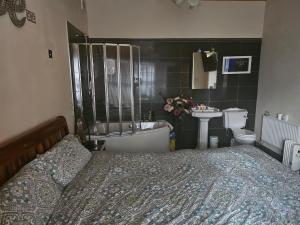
[48,146,300,225]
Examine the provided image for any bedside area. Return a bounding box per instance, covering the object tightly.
[84,140,106,152]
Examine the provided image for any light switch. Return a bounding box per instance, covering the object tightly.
[48,49,53,59]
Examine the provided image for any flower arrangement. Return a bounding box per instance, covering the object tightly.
[163,96,194,118]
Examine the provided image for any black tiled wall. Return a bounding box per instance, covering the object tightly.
[91,38,261,149]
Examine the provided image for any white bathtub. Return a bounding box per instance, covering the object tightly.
[90,121,173,153]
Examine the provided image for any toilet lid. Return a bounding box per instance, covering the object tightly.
[232,129,256,138]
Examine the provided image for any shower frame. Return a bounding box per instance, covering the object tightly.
[70,42,142,136]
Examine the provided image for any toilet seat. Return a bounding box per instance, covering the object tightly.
[232,128,256,144]
[232,128,256,138]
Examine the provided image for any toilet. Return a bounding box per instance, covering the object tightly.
[223,108,256,145]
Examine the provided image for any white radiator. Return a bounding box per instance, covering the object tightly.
[283,141,300,171]
[261,115,300,155]
[283,140,296,166]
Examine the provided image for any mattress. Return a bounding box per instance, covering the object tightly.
[48,145,300,225]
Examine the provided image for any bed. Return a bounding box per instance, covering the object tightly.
[1,116,300,225]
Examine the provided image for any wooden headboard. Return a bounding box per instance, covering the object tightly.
[0,116,69,186]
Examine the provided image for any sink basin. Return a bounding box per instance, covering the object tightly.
[191,109,223,150]
[191,111,223,119]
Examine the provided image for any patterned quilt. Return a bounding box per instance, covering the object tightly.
[48,146,300,225]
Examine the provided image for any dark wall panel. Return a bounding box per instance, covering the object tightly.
[90,38,261,149]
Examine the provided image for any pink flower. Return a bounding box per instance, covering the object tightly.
[163,104,170,111]
[182,99,188,103]
[164,104,174,112]
[166,98,173,105]
[199,104,206,111]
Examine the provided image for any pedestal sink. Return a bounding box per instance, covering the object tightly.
[192,110,223,150]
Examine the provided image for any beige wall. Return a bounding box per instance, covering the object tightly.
[87,0,265,38]
[255,0,300,138]
[0,0,88,142]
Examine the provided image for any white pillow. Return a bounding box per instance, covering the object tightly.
[41,134,92,187]
[0,160,62,225]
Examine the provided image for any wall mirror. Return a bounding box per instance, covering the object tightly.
[192,50,218,89]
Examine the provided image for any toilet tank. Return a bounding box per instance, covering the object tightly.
[223,108,248,129]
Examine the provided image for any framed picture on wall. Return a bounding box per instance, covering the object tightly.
[222,56,252,74]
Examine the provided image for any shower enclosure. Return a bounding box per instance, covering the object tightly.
[70,43,141,136]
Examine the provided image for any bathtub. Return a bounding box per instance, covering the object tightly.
[90,121,173,153]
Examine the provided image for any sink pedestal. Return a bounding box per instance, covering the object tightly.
[192,111,223,150]
[197,118,210,150]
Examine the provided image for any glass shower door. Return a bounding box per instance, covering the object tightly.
[71,43,141,137]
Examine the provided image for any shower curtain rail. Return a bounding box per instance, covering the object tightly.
[138,47,142,130]
[130,45,135,134]
[89,45,97,129]
[117,45,123,135]
[103,44,110,135]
